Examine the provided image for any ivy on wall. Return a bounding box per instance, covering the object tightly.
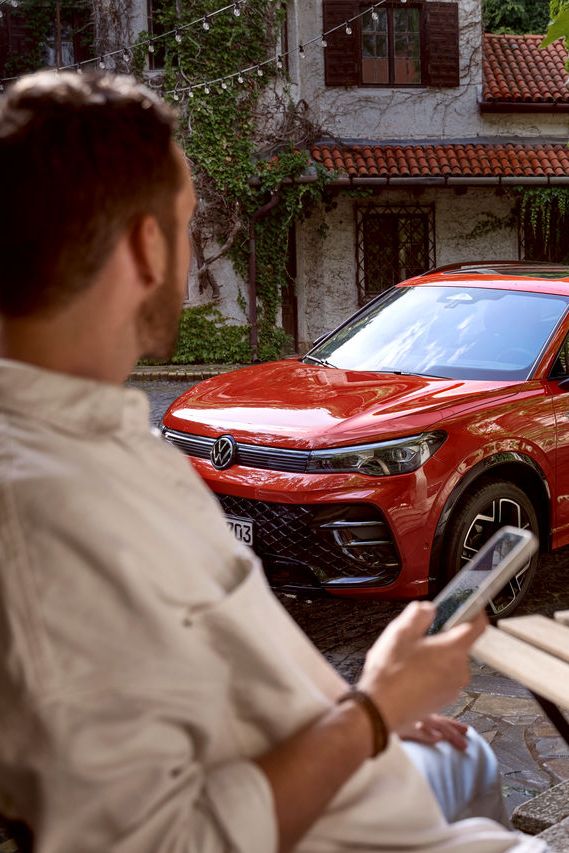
[519,187,569,261]
[132,0,331,361]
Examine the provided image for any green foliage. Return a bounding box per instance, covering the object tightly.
[171,305,251,364]
[483,0,550,33]
[519,187,569,252]
[550,1,569,21]
[542,4,569,45]
[132,0,331,363]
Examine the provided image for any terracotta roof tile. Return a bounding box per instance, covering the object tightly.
[311,143,569,179]
[483,33,569,104]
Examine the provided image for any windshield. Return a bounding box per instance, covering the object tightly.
[304,285,569,381]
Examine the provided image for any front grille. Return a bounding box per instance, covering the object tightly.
[162,428,309,473]
[217,494,401,589]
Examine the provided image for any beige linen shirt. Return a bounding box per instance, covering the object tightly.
[0,360,545,853]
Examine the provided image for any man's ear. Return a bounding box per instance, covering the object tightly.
[129,215,167,290]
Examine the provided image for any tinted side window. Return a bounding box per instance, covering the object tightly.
[551,334,569,378]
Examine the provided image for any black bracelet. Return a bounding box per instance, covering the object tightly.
[336,688,389,758]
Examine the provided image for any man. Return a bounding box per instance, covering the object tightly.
[0,72,546,852]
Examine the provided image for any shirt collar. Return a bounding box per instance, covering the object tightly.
[0,359,151,435]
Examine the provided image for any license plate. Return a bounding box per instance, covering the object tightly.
[226,515,254,547]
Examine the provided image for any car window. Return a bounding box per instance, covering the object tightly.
[551,333,569,378]
[305,286,569,381]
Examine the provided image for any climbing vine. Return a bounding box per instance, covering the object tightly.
[518,188,569,260]
[132,0,331,360]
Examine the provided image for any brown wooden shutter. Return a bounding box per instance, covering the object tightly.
[323,1,360,87]
[425,1,460,88]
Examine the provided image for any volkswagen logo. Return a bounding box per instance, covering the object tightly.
[211,435,237,470]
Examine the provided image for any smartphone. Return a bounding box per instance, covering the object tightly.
[427,526,538,635]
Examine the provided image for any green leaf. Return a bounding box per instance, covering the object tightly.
[541,7,569,46]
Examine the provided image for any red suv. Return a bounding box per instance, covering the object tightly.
[162,263,569,616]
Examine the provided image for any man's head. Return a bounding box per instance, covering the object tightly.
[0,71,194,363]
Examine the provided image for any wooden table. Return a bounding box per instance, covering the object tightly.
[472,611,569,743]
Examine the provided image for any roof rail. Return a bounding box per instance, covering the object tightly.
[428,260,521,274]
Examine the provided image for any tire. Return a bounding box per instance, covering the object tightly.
[443,481,540,619]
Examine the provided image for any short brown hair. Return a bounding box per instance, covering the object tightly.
[0,71,181,317]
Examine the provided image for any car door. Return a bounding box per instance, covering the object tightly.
[546,329,569,548]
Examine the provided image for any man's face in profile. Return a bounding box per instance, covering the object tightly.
[137,145,196,361]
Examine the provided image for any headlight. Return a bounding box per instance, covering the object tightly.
[306,431,446,477]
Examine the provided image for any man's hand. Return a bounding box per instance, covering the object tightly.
[357,601,487,734]
[397,715,469,750]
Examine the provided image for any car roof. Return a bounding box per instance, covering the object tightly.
[402,262,569,296]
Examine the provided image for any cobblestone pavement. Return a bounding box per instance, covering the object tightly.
[134,376,569,817]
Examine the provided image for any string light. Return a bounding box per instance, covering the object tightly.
[233,1,241,16]
[0,0,390,99]
[371,8,379,21]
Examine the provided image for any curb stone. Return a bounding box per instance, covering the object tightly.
[129,364,246,381]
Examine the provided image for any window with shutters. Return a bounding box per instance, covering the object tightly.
[323,0,459,89]
[355,204,435,303]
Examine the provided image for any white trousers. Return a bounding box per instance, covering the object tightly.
[403,727,510,826]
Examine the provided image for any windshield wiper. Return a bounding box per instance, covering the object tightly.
[378,369,449,379]
[304,355,337,368]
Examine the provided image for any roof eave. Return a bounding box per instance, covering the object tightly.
[479,99,569,113]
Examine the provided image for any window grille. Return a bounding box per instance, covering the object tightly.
[355,203,436,304]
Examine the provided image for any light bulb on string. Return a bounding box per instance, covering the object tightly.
[221,80,228,89]
[148,42,155,53]
[345,21,352,35]
[299,44,306,58]
[233,2,241,16]
[10,1,18,7]
[257,66,263,77]
[76,64,83,73]
[203,84,211,94]
[202,15,211,30]
[98,57,106,69]
[237,73,245,83]
[276,54,283,69]
[371,8,379,21]
[122,49,130,62]
[320,35,328,47]
[174,29,182,43]
[188,87,194,98]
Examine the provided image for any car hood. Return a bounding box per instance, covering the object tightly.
[164,360,519,450]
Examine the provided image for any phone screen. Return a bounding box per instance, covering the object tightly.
[428,529,526,635]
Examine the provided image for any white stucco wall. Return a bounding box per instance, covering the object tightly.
[296,187,519,348]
